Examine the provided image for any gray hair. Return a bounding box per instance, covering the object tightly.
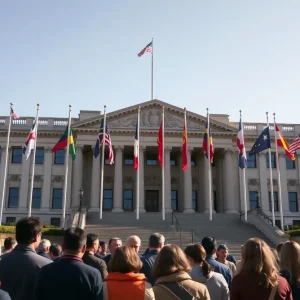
[127,235,141,245]
[149,233,165,248]
[38,239,51,252]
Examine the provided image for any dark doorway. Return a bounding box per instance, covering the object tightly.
[145,190,159,212]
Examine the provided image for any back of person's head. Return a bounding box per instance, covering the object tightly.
[100,241,106,248]
[49,244,62,257]
[111,246,142,273]
[86,233,98,248]
[4,237,16,250]
[63,227,87,254]
[270,248,280,267]
[276,242,284,254]
[240,238,278,288]
[148,233,165,249]
[16,217,42,245]
[280,241,300,287]
[153,244,190,278]
[38,239,51,252]
[184,244,213,278]
[201,236,217,255]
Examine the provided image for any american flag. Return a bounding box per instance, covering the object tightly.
[10,107,19,120]
[289,134,300,155]
[93,119,114,164]
[137,41,153,57]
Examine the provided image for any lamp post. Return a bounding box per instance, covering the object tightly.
[79,188,84,212]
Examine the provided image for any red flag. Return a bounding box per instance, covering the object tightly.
[182,118,188,171]
[157,121,164,167]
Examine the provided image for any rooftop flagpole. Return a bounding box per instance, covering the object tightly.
[136,107,141,220]
[151,38,154,100]
[207,108,213,221]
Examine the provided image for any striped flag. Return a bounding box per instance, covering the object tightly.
[23,120,37,159]
[237,118,247,169]
[275,124,295,160]
[134,122,139,170]
[289,134,300,155]
[10,108,19,120]
[137,41,153,57]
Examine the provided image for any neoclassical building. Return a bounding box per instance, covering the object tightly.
[0,100,300,227]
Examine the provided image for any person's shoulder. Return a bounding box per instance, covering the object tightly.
[0,289,11,300]
[278,275,292,290]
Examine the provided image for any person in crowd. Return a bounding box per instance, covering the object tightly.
[96,241,107,258]
[37,239,51,259]
[230,238,292,300]
[103,246,154,300]
[1,237,16,256]
[276,242,284,255]
[226,254,236,266]
[0,217,52,300]
[0,290,11,300]
[280,241,300,299]
[49,243,62,261]
[103,237,122,265]
[83,233,108,279]
[271,248,280,267]
[34,227,103,300]
[201,237,232,286]
[127,235,141,254]
[140,233,165,286]
[216,244,236,275]
[152,244,210,300]
[185,244,229,300]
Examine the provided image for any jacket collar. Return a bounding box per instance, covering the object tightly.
[155,271,192,284]
[206,255,216,260]
[14,244,36,253]
[146,249,159,255]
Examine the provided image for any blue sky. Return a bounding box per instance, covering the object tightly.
[0,1,299,123]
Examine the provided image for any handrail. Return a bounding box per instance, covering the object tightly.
[255,208,274,227]
[77,200,83,227]
[171,211,182,247]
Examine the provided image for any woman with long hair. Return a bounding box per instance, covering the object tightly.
[231,238,292,300]
[153,244,210,300]
[103,246,155,300]
[184,244,229,300]
[280,241,300,299]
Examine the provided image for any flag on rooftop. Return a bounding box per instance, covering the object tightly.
[23,120,37,159]
[289,134,300,155]
[237,118,247,169]
[137,41,153,57]
[275,124,295,160]
[10,108,19,120]
[249,126,271,156]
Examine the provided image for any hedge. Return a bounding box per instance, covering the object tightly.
[287,229,300,237]
[0,225,65,236]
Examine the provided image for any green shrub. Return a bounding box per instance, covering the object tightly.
[42,228,65,236]
[0,226,16,234]
[287,230,300,236]
[0,225,64,236]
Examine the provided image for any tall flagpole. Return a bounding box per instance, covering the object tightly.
[151,38,154,100]
[28,104,40,217]
[61,105,72,229]
[161,106,165,220]
[266,112,275,226]
[240,110,248,222]
[99,106,107,220]
[136,107,141,220]
[207,108,213,221]
[0,103,13,226]
[273,113,284,230]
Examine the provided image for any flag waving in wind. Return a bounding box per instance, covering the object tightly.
[137,41,153,57]
[202,121,214,163]
[289,134,300,155]
[23,120,37,159]
[249,127,271,156]
[237,118,247,169]
[10,108,19,120]
[275,124,295,160]
[134,122,139,170]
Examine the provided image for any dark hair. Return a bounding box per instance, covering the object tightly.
[100,241,106,247]
[149,233,164,248]
[153,244,190,278]
[111,246,142,273]
[16,217,42,244]
[276,242,284,253]
[63,227,87,252]
[4,237,16,250]
[49,244,62,257]
[86,233,98,248]
[201,236,217,255]
[108,237,121,246]
[184,244,213,278]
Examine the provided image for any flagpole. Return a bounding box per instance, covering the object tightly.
[161,106,165,221]
[28,104,40,217]
[0,103,13,226]
[273,113,284,230]
[240,110,248,222]
[99,106,107,220]
[136,107,141,220]
[266,112,275,226]
[207,108,213,221]
[151,38,154,100]
[61,105,72,229]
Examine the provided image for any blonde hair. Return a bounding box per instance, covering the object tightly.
[280,241,300,287]
[239,238,278,288]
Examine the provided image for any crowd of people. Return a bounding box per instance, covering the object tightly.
[0,217,299,300]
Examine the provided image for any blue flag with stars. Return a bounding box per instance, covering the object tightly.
[249,126,271,156]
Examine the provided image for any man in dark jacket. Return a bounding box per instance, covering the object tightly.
[103,237,122,266]
[0,217,52,300]
[34,227,103,300]
[140,233,165,285]
[82,233,108,279]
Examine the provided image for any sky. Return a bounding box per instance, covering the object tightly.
[0,1,299,123]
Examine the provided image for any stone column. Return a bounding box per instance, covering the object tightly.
[66,156,73,210]
[203,155,213,213]
[216,155,224,212]
[112,146,124,212]
[71,145,84,208]
[0,146,8,195]
[278,152,289,212]
[138,146,146,213]
[19,155,30,209]
[164,147,172,213]
[41,147,53,210]
[183,148,194,213]
[90,151,100,211]
[258,152,269,211]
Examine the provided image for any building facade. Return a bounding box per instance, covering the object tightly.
[0,100,300,226]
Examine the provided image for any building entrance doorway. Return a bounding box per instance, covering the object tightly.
[145,190,159,212]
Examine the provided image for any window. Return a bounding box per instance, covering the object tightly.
[51,218,60,227]
[293,220,300,226]
[286,156,296,169]
[124,156,133,165]
[275,220,281,228]
[247,153,257,168]
[269,192,279,212]
[35,148,44,164]
[146,155,158,166]
[6,217,16,224]
[32,188,41,209]
[52,188,63,209]
[170,155,177,166]
[192,190,198,211]
[249,191,259,209]
[191,156,196,167]
[104,189,113,210]
[123,189,133,211]
[54,150,65,165]
[8,187,19,208]
[171,190,178,211]
[11,147,22,163]
[289,192,298,212]
[266,153,276,168]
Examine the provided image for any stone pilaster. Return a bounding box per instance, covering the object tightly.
[71,145,84,208]
[278,152,289,212]
[19,153,30,209]
[138,146,146,213]
[66,156,73,210]
[164,147,172,213]
[112,146,124,212]
[183,148,194,213]
[41,147,53,210]
[0,146,9,201]
[258,152,269,211]
[90,149,100,211]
